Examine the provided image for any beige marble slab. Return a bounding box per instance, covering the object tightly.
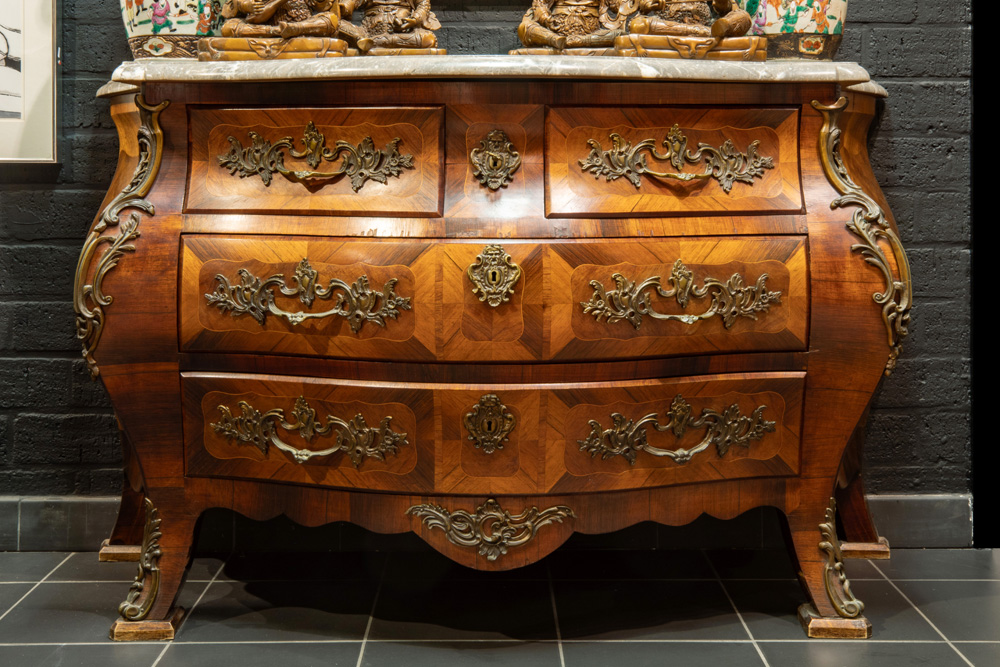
[112,55,873,87]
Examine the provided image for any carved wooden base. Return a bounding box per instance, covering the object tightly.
[797,604,872,639]
[197,37,348,61]
[363,47,447,56]
[109,607,185,641]
[842,536,891,560]
[98,539,142,562]
[614,35,766,61]
[508,47,617,56]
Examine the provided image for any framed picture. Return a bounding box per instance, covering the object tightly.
[0,0,56,162]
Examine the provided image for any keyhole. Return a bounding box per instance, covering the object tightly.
[485,419,496,433]
[489,269,499,285]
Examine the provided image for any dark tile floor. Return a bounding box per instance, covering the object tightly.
[0,548,997,666]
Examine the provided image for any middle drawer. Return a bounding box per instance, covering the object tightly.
[180,235,807,362]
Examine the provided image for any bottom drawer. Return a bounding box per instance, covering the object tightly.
[182,371,804,494]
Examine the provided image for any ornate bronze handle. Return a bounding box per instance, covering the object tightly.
[218,121,414,191]
[205,258,411,334]
[464,394,516,454]
[211,396,408,468]
[582,259,780,330]
[407,498,575,561]
[467,245,522,308]
[579,124,774,192]
[578,394,775,465]
[470,129,521,190]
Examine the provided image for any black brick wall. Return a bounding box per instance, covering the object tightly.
[0,0,972,496]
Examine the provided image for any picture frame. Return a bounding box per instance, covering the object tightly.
[0,0,57,163]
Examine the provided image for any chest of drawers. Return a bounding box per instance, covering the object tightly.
[80,57,909,641]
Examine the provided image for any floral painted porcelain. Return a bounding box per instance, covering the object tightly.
[737,0,846,58]
[121,0,223,58]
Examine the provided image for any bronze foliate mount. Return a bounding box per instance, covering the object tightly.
[812,98,912,376]
[818,498,866,618]
[206,258,411,334]
[118,498,162,622]
[467,245,523,308]
[470,129,522,190]
[218,121,414,191]
[464,394,517,454]
[579,394,776,465]
[579,124,774,193]
[74,95,168,379]
[211,395,408,468]
[582,258,780,330]
[406,498,575,561]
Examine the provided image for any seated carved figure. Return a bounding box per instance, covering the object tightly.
[220,0,340,38]
[337,0,441,52]
[517,0,636,50]
[629,0,750,37]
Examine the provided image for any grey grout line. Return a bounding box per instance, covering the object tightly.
[172,558,229,638]
[869,561,976,667]
[149,643,171,667]
[0,638,967,646]
[0,553,72,624]
[545,562,566,667]
[702,551,771,667]
[354,556,388,667]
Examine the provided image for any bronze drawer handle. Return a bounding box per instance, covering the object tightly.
[218,121,414,192]
[578,124,774,192]
[470,129,521,190]
[581,258,780,330]
[205,258,411,334]
[406,498,575,561]
[464,394,516,454]
[211,396,408,468]
[467,244,522,308]
[578,394,775,465]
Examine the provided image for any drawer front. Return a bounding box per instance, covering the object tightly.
[181,236,807,361]
[187,107,443,216]
[545,106,801,217]
[182,372,803,494]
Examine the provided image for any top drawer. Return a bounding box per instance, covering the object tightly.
[545,106,801,218]
[187,107,443,217]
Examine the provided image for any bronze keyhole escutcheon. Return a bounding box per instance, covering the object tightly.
[467,245,522,308]
[463,394,516,454]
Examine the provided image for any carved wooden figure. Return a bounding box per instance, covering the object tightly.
[336,0,446,55]
[197,0,348,59]
[84,61,907,641]
[511,0,637,55]
[615,0,767,60]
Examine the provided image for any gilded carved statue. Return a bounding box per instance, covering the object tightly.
[337,0,445,54]
[512,0,637,54]
[614,0,766,60]
[198,0,348,59]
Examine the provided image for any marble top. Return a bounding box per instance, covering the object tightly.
[112,55,875,88]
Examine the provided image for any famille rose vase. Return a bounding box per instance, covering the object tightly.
[120,0,223,58]
[737,0,847,59]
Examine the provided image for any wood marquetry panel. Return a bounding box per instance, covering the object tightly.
[187,106,443,217]
[545,106,802,217]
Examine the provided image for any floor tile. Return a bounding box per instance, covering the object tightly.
[705,548,881,580]
[177,579,376,642]
[953,642,1000,667]
[873,549,1000,580]
[158,641,362,667]
[0,579,208,644]
[547,548,715,580]
[221,551,385,583]
[894,580,1000,641]
[562,640,764,667]
[724,578,937,640]
[382,550,547,582]
[553,579,746,640]
[47,553,225,583]
[758,640,971,667]
[369,579,556,640]
[361,640,560,667]
[0,583,33,616]
[0,552,70,582]
[0,644,164,667]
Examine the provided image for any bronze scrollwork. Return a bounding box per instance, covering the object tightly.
[582,259,780,330]
[118,497,162,622]
[470,129,521,190]
[579,124,774,192]
[467,245,523,308]
[464,394,517,454]
[211,395,408,468]
[74,95,168,379]
[406,498,575,561]
[218,121,414,191]
[578,394,775,465]
[206,258,411,334]
[812,98,912,376]
[819,498,866,618]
